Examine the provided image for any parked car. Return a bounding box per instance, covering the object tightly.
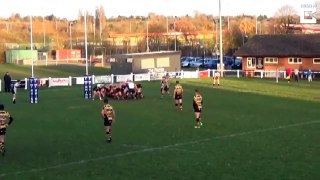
[181,57,196,67]
[231,59,242,70]
[190,58,208,68]
[203,59,219,69]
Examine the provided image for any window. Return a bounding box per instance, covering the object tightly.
[288,57,302,64]
[156,57,170,67]
[141,58,155,69]
[313,58,320,64]
[264,57,278,64]
[247,57,256,68]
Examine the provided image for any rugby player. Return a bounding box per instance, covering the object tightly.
[101,98,116,143]
[12,80,20,104]
[193,89,203,128]
[173,80,184,111]
[0,104,14,156]
[213,71,220,86]
[161,76,170,98]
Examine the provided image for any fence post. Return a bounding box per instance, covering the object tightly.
[237,70,240,78]
[111,74,114,84]
[131,72,134,81]
[148,71,151,81]
[276,69,279,83]
[181,70,184,79]
[48,77,51,87]
[24,78,28,90]
[92,75,95,85]
[69,76,72,86]
[260,71,263,78]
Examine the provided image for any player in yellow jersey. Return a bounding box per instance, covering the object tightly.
[193,89,203,128]
[173,80,184,111]
[101,98,116,143]
[213,71,220,86]
[0,104,14,156]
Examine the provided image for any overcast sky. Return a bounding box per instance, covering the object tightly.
[0,0,312,19]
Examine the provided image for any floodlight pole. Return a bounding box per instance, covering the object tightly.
[84,11,88,75]
[69,22,73,50]
[146,19,150,52]
[174,18,177,51]
[42,16,46,47]
[30,15,34,77]
[219,0,223,77]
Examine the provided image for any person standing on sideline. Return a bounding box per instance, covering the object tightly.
[101,98,116,143]
[0,104,14,156]
[307,69,313,82]
[12,80,21,104]
[294,69,299,82]
[3,72,11,93]
[286,67,292,83]
[193,89,203,128]
[213,71,220,86]
[173,80,184,111]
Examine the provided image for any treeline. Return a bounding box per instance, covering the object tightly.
[0,5,302,62]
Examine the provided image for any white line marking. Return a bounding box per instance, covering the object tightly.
[1,120,319,178]
[168,148,200,153]
[122,144,150,148]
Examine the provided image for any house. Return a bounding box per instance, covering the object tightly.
[234,34,320,74]
[110,51,181,75]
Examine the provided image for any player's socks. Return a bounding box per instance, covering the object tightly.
[108,137,112,143]
[195,118,201,128]
[106,132,111,143]
[0,142,5,156]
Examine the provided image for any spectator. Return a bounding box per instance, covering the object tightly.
[294,69,299,82]
[307,69,313,82]
[3,72,11,93]
[286,67,292,83]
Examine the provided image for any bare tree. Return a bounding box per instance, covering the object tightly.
[275,5,298,34]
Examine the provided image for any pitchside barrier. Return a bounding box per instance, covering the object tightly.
[0,69,319,92]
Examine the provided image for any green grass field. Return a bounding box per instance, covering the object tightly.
[0,64,110,80]
[0,65,319,180]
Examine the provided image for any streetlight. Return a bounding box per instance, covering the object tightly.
[69,21,73,49]
[30,15,34,77]
[146,19,150,52]
[42,16,46,47]
[174,16,177,51]
[84,11,88,75]
[213,18,218,57]
[242,29,248,45]
[166,16,169,50]
[219,0,223,77]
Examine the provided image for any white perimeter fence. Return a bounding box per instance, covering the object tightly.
[0,69,318,92]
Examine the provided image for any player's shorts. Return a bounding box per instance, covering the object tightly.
[164,85,169,91]
[0,128,6,135]
[129,88,135,94]
[104,118,112,126]
[193,105,202,112]
[11,89,16,94]
[175,94,182,100]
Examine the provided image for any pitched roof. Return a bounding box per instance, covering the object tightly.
[234,34,320,57]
